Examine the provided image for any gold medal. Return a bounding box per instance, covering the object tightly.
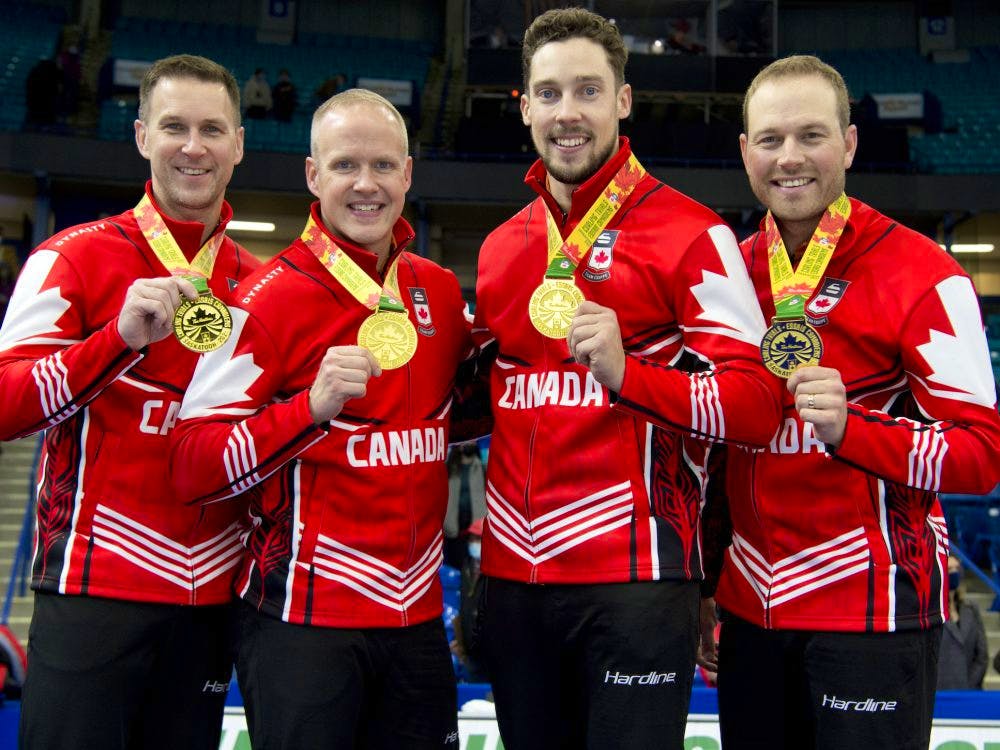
[173,294,233,353]
[358,311,417,369]
[760,318,823,378]
[528,278,585,339]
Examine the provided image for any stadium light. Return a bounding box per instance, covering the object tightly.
[939,243,994,254]
[228,220,276,233]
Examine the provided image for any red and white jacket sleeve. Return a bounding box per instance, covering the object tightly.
[169,308,327,505]
[614,224,783,447]
[0,249,142,440]
[834,274,1000,495]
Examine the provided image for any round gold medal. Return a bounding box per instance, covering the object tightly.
[357,311,418,369]
[528,279,585,339]
[760,319,823,378]
[173,295,233,353]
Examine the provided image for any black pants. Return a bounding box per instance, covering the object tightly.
[19,591,236,750]
[482,576,699,750]
[236,602,458,749]
[717,611,941,750]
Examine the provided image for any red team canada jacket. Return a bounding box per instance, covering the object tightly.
[0,184,259,605]
[473,139,783,585]
[713,199,1000,632]
[170,205,474,628]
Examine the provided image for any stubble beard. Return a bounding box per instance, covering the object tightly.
[540,133,618,190]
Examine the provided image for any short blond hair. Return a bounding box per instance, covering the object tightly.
[743,55,851,133]
[311,88,408,157]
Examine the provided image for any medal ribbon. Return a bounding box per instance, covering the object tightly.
[299,214,405,313]
[133,194,224,295]
[765,193,851,320]
[543,153,646,279]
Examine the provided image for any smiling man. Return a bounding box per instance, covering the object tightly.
[699,55,1000,750]
[0,55,259,750]
[168,89,476,749]
[471,8,782,749]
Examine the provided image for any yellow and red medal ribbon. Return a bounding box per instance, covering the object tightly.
[542,153,646,280]
[765,193,851,320]
[299,214,405,314]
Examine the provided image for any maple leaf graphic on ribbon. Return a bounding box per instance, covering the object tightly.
[365,292,382,307]
[564,241,584,263]
[775,282,815,297]
[817,206,845,234]
[613,162,643,192]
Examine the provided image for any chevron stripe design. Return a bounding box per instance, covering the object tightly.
[486,480,633,565]
[31,351,76,424]
[92,504,245,589]
[224,422,262,493]
[908,422,948,491]
[311,532,443,612]
[690,371,724,439]
[729,527,871,608]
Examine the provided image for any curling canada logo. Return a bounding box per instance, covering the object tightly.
[806,278,850,326]
[409,287,435,336]
[583,230,619,282]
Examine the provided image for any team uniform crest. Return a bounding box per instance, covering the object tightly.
[583,230,619,282]
[806,278,850,326]
[409,287,436,336]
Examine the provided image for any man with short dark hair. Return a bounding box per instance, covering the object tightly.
[472,7,782,749]
[0,54,258,750]
[700,54,1000,750]
[169,89,472,749]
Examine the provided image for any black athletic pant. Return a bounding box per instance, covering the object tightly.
[19,591,236,750]
[236,602,459,749]
[717,611,941,750]
[482,576,700,750]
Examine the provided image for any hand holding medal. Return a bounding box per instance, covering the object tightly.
[117,275,199,351]
[133,193,233,353]
[172,276,234,353]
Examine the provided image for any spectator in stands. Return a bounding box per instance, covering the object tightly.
[315,72,347,105]
[471,8,782,749]
[450,517,489,683]
[489,25,511,49]
[271,68,297,122]
[24,57,63,130]
[57,43,82,119]
[168,88,480,749]
[0,234,16,323]
[243,67,272,119]
[1,54,258,750]
[698,55,1000,750]
[666,18,705,55]
[937,555,988,690]
[443,441,486,569]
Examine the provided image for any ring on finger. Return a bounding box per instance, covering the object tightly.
[806,394,815,409]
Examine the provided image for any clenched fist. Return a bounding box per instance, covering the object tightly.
[308,346,382,424]
[567,301,626,392]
